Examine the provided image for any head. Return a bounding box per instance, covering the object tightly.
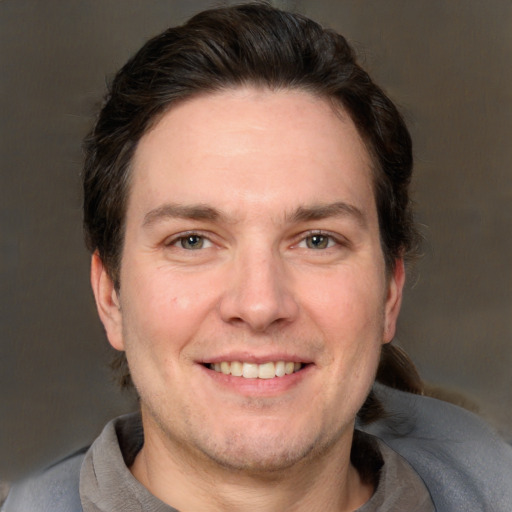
[84,2,421,424]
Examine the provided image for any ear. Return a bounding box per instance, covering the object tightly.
[90,251,125,351]
[382,258,405,344]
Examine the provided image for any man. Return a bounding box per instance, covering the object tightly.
[4,3,512,511]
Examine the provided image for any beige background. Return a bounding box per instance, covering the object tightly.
[1,0,511,480]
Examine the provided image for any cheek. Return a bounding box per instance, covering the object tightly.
[119,266,217,357]
[300,268,386,385]
[303,270,386,336]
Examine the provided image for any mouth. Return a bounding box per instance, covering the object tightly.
[206,361,305,379]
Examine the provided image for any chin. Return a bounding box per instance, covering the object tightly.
[194,423,343,475]
[202,441,315,474]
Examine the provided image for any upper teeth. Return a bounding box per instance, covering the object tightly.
[210,361,302,379]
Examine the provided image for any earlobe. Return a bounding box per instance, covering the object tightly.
[383,258,405,344]
[90,251,125,351]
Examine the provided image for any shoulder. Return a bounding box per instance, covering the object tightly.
[1,448,86,512]
[361,384,512,512]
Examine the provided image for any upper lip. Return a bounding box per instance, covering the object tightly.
[197,352,313,365]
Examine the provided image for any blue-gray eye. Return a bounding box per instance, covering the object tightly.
[180,235,205,250]
[305,234,331,249]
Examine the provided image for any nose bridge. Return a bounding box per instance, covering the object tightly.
[219,240,298,331]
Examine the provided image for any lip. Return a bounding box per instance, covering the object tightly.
[196,351,312,365]
[198,361,313,397]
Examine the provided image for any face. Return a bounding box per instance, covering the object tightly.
[92,87,404,474]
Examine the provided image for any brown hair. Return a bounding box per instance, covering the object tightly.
[83,2,423,418]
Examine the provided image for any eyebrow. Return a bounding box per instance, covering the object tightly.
[142,201,367,228]
[289,202,367,227]
[143,203,222,227]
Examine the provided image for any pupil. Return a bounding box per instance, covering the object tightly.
[182,235,202,249]
[309,235,328,249]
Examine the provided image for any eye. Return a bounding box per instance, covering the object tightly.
[170,233,212,250]
[301,233,337,250]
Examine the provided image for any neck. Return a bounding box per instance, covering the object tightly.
[130,413,373,512]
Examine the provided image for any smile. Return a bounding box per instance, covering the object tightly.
[208,361,303,379]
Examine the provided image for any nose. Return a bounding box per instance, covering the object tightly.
[218,247,299,332]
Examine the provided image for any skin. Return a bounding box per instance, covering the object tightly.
[91,87,405,511]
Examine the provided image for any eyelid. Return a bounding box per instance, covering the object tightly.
[293,229,349,250]
[162,229,349,249]
[164,230,215,248]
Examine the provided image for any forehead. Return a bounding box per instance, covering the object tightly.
[129,87,375,222]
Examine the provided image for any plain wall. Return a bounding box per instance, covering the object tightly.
[1,0,511,480]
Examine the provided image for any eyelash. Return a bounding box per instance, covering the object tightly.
[295,231,346,251]
[164,230,346,252]
[164,231,214,250]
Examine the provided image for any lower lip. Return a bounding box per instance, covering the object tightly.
[200,364,312,396]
